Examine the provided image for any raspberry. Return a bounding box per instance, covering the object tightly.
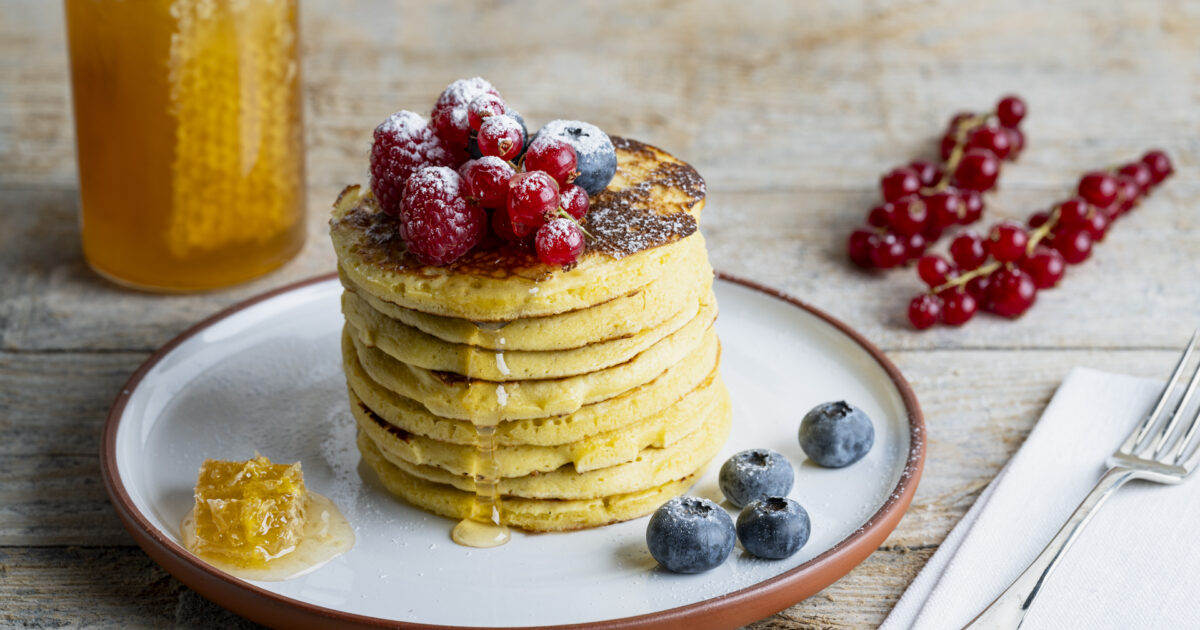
[535,218,585,265]
[431,77,500,156]
[370,111,456,215]
[399,167,486,266]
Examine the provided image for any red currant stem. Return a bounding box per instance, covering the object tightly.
[930,259,1001,295]
[1025,208,1061,255]
[554,206,593,238]
[922,111,993,195]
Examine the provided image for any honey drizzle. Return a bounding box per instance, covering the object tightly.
[450,324,511,548]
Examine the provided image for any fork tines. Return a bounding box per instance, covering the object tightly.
[1118,330,1200,470]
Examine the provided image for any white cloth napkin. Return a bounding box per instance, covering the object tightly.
[881,367,1200,630]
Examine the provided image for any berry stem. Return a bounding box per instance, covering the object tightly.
[922,112,991,195]
[555,206,593,238]
[931,259,1001,295]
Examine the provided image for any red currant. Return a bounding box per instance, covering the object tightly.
[938,288,978,326]
[888,196,928,237]
[507,171,559,226]
[1052,228,1093,264]
[869,233,907,269]
[1117,162,1153,193]
[1078,172,1118,208]
[848,229,876,268]
[477,115,524,161]
[987,267,1037,318]
[467,94,507,132]
[1142,150,1173,184]
[560,184,589,220]
[535,218,585,265]
[464,156,515,208]
[1004,127,1024,158]
[988,221,1029,263]
[950,231,989,270]
[881,167,921,203]
[1057,197,1090,228]
[1028,211,1051,229]
[1115,175,1141,213]
[954,148,1000,191]
[996,95,1027,128]
[959,189,984,224]
[905,232,929,259]
[940,133,959,161]
[966,273,991,302]
[967,126,1013,160]
[917,254,954,287]
[909,160,943,187]
[1020,246,1066,288]
[907,294,941,330]
[924,190,963,229]
[491,205,533,242]
[1083,210,1109,241]
[524,137,579,187]
[867,203,893,228]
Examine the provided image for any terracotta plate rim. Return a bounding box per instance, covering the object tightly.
[99,271,925,630]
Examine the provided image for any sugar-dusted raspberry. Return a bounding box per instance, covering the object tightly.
[535,217,585,265]
[399,167,486,266]
[431,77,500,155]
[370,111,456,215]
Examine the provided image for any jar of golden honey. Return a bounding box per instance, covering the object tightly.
[65,0,306,291]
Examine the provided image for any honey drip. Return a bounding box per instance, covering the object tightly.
[451,324,512,548]
[181,491,354,581]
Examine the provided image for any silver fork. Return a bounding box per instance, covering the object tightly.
[963,331,1200,629]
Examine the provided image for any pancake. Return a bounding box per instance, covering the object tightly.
[329,138,707,321]
[351,371,725,476]
[364,383,731,500]
[347,296,718,421]
[344,331,721,447]
[342,287,704,381]
[358,432,702,532]
[337,239,713,352]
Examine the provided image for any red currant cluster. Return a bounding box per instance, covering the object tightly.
[848,96,1027,269]
[907,150,1174,329]
[369,78,597,267]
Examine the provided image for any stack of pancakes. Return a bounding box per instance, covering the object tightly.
[331,138,730,531]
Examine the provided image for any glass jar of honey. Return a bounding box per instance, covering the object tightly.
[65,0,306,291]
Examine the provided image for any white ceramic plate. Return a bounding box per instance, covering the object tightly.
[102,274,923,629]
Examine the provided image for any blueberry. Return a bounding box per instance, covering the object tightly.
[736,497,811,560]
[468,110,528,160]
[799,401,875,468]
[533,120,616,195]
[645,496,735,573]
[718,449,794,508]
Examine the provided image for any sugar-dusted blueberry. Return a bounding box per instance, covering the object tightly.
[799,401,875,468]
[645,496,735,573]
[718,449,794,508]
[533,120,616,195]
[736,497,811,560]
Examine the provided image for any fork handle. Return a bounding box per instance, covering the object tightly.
[961,467,1137,629]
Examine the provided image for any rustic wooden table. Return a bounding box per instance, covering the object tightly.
[3,1,1197,627]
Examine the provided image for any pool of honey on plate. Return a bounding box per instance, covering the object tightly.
[64,0,306,291]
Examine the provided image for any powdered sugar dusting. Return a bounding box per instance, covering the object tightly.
[537,120,612,159]
[432,77,499,133]
[404,166,462,201]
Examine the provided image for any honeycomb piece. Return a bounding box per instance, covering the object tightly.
[165,0,303,257]
[191,455,307,566]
